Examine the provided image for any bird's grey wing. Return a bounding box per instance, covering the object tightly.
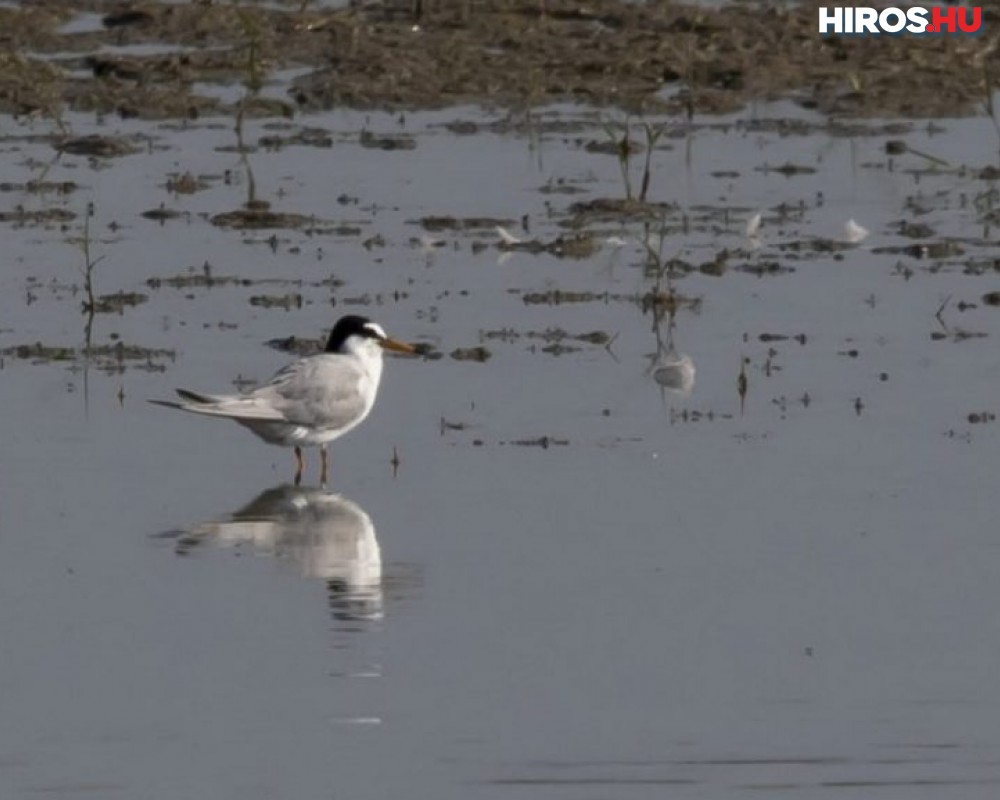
[260,356,368,430]
[150,388,287,421]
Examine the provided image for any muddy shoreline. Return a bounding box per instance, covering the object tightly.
[1,1,997,124]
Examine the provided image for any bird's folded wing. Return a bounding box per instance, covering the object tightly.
[155,393,288,421]
[264,357,369,428]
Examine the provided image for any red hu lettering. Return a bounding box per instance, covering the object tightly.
[929,6,982,34]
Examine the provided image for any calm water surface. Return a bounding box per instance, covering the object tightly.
[0,99,998,798]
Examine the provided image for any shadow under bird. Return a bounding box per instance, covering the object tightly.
[150,315,416,484]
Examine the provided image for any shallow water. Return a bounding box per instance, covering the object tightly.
[1,96,999,798]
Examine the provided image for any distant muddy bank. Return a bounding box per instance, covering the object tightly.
[0,0,996,122]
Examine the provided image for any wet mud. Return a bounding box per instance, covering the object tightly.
[1,0,998,123]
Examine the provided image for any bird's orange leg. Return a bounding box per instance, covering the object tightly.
[320,446,329,487]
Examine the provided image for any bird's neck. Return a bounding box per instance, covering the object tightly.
[346,340,383,386]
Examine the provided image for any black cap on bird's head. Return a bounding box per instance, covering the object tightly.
[324,315,375,352]
[324,315,416,355]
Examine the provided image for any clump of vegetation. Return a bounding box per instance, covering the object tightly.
[599,117,670,202]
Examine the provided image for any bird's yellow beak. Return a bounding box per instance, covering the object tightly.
[379,336,417,355]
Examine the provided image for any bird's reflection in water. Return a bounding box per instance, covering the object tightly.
[652,341,696,397]
[650,305,696,399]
[174,485,383,623]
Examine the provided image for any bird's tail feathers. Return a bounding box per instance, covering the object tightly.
[176,388,221,403]
[149,390,284,421]
[148,399,185,411]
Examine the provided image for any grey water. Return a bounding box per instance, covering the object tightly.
[1,98,999,798]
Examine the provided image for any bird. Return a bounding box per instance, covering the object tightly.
[151,315,416,485]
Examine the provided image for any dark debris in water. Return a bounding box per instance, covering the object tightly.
[443,120,479,135]
[564,197,672,227]
[149,267,339,291]
[265,335,322,356]
[359,130,416,151]
[2,343,74,362]
[0,180,77,194]
[250,293,303,310]
[777,239,853,254]
[520,288,701,314]
[962,260,1000,277]
[895,220,935,239]
[498,233,599,260]
[259,127,333,150]
[758,333,807,345]
[451,346,492,362]
[418,215,514,233]
[411,342,440,359]
[873,241,965,260]
[141,205,184,222]
[639,290,701,315]
[1,341,174,373]
[538,343,580,356]
[164,172,214,194]
[670,408,734,423]
[755,163,817,177]
[440,418,471,435]
[503,436,569,448]
[210,209,315,230]
[91,291,148,314]
[147,270,253,290]
[57,135,140,158]
[583,137,645,156]
[930,329,988,342]
[522,289,612,305]
[537,180,589,196]
[0,207,75,225]
[482,328,612,355]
